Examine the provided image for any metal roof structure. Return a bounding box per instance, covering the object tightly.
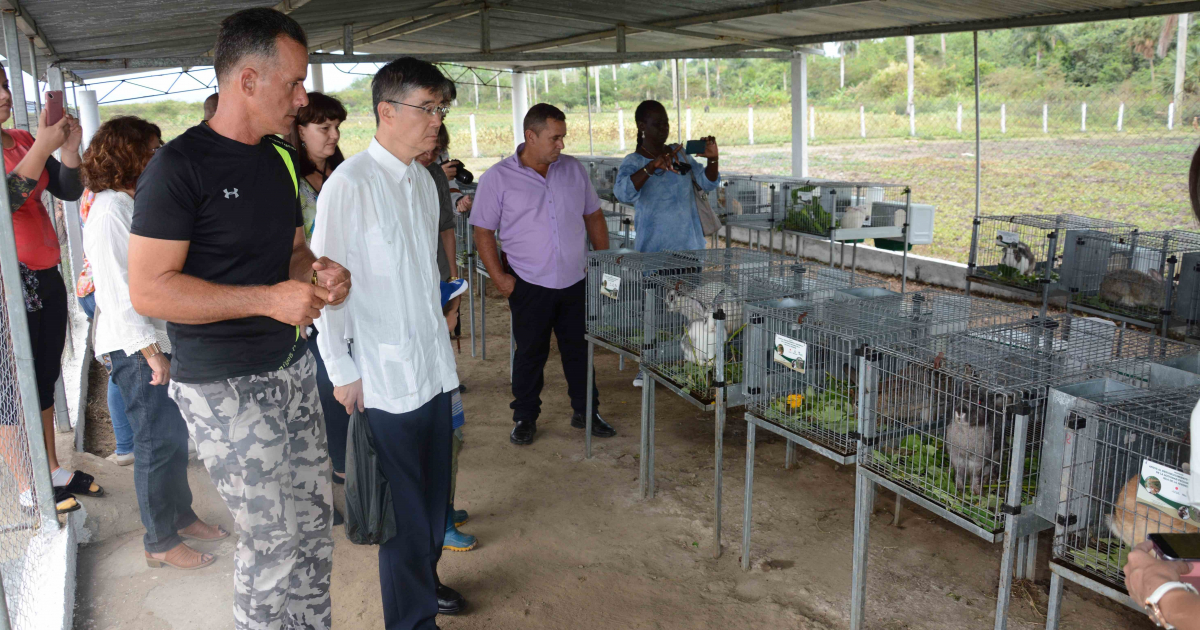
[0,0,1194,78]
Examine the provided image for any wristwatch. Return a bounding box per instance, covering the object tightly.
[1146,581,1198,628]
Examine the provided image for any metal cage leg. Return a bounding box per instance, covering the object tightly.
[1044,572,1064,630]
[994,408,1031,630]
[469,255,477,357]
[639,371,652,499]
[850,470,876,630]
[742,419,756,571]
[784,439,795,469]
[648,377,656,497]
[713,388,725,559]
[585,341,595,459]
[892,494,904,527]
[1024,534,1038,579]
[1015,536,1029,580]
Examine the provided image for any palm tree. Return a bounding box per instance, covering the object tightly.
[1022,25,1063,68]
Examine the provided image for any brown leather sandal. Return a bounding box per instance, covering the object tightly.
[178,519,230,541]
[145,543,215,570]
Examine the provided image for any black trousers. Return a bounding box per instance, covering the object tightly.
[367,391,452,630]
[507,274,598,423]
[26,267,67,411]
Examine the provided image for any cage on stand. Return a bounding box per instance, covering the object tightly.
[848,314,1198,630]
[1034,375,1200,629]
[967,214,1137,315]
[634,261,884,558]
[1061,229,1200,338]
[738,290,1033,568]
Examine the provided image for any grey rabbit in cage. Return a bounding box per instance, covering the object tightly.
[1098,268,1165,310]
[947,384,1005,497]
[998,239,1036,276]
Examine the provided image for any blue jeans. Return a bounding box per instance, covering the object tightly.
[108,349,198,553]
[78,294,134,455]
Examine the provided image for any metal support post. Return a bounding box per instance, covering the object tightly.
[784,439,795,469]
[468,253,477,357]
[1040,232,1058,320]
[967,217,981,297]
[480,271,487,360]
[26,36,39,118]
[994,405,1031,630]
[741,419,755,570]
[850,349,875,630]
[639,288,655,498]
[973,31,981,219]
[1163,256,1178,338]
[712,308,727,559]
[0,137,57,525]
[584,66,594,155]
[1045,572,1064,630]
[2,10,29,130]
[585,341,594,458]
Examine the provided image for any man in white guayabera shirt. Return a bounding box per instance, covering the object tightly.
[311,57,464,629]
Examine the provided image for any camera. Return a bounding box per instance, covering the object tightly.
[443,159,474,184]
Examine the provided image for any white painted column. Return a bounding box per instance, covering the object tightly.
[79,90,100,152]
[906,35,915,114]
[809,105,815,139]
[310,63,324,92]
[909,104,915,136]
[791,52,808,177]
[1000,103,1006,133]
[594,67,601,113]
[511,71,529,150]
[748,106,754,145]
[544,70,549,92]
[1175,14,1189,126]
[1170,102,1176,130]
[860,105,866,138]
[469,113,479,157]
[1081,102,1087,132]
[957,103,963,133]
[1043,103,1048,133]
[683,59,688,100]
[671,58,678,109]
[618,108,625,151]
[1117,102,1124,132]
[686,107,692,139]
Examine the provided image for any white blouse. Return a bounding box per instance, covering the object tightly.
[83,189,172,357]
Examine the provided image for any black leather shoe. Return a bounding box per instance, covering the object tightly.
[510,419,537,445]
[571,412,616,438]
[437,582,466,615]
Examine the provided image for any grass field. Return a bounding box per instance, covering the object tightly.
[102,102,1200,265]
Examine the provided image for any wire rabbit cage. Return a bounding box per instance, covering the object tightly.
[585,248,785,358]
[1062,229,1200,336]
[776,179,912,240]
[967,214,1136,300]
[1034,381,1200,625]
[604,207,635,250]
[849,315,1198,630]
[742,291,1033,464]
[639,264,880,405]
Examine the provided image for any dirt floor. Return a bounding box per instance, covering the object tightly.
[70,280,1156,629]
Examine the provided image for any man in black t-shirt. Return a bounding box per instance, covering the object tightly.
[128,9,350,629]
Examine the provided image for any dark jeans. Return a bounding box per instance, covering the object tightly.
[109,349,198,553]
[27,267,67,411]
[367,392,452,630]
[307,329,350,474]
[507,274,598,423]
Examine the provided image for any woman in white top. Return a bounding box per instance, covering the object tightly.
[82,116,228,571]
[1122,146,1200,628]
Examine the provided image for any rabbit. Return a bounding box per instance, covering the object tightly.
[998,240,1037,276]
[1107,474,1200,548]
[840,205,868,230]
[1099,268,1165,310]
[874,352,956,423]
[947,394,1003,496]
[893,207,907,228]
[681,315,723,365]
[716,186,743,215]
[665,281,743,329]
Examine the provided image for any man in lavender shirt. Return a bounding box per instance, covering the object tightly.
[471,103,613,445]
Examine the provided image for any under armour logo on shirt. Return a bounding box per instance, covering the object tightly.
[224,188,239,199]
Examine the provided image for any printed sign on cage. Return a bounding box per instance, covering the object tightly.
[1136,460,1200,525]
[601,273,620,299]
[773,334,807,374]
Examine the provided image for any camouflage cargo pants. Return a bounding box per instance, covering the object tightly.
[169,352,333,630]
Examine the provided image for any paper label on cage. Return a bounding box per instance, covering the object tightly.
[600,274,621,299]
[1135,460,1200,525]
[792,189,813,204]
[996,230,1021,245]
[772,334,807,374]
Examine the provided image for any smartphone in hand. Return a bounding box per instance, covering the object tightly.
[1150,533,1200,561]
[684,139,707,155]
[45,90,64,126]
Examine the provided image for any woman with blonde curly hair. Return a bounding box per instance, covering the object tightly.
[82,116,228,570]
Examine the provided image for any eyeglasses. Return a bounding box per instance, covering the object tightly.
[386,100,449,119]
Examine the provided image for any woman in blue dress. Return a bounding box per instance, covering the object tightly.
[614,99,720,386]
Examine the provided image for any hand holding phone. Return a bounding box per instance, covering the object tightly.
[1151,533,1200,562]
[45,90,63,126]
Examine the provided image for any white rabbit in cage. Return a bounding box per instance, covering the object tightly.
[840,205,868,230]
[681,314,726,365]
[665,282,743,329]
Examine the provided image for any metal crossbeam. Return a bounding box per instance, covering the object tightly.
[308,1,484,52]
